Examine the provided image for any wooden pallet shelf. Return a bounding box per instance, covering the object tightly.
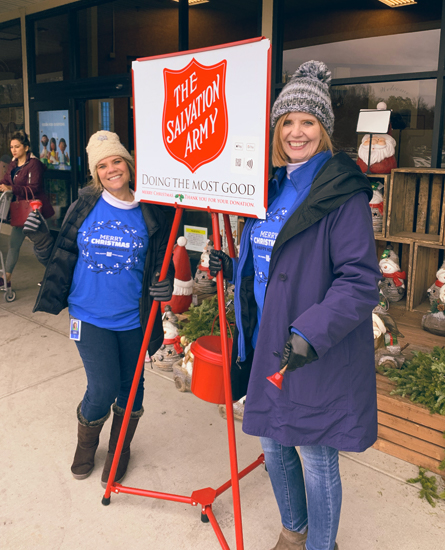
[374,373,445,476]
[387,168,445,244]
[410,242,445,312]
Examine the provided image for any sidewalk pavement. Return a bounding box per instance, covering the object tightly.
[1,233,444,550]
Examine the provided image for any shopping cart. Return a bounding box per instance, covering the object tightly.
[0,191,16,302]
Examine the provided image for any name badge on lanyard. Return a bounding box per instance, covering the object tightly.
[70,318,81,341]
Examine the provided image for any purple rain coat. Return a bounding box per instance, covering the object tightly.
[232,152,381,452]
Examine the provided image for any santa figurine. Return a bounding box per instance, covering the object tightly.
[357,133,397,174]
[161,236,193,314]
[378,247,406,302]
[369,181,384,233]
[427,260,445,305]
[150,306,184,372]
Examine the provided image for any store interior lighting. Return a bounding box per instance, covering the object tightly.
[172,0,209,5]
[378,0,417,7]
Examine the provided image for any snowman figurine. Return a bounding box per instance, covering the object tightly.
[378,247,406,302]
[422,284,445,336]
[369,181,384,233]
[193,239,217,295]
[150,306,184,372]
[426,260,445,305]
[173,337,194,393]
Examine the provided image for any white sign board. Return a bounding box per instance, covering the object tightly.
[356,109,391,134]
[133,38,271,219]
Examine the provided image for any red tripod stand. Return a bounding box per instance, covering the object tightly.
[102,206,264,549]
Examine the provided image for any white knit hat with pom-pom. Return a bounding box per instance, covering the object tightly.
[271,60,334,136]
[86,131,133,175]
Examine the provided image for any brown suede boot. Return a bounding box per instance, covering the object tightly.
[270,526,308,550]
[101,403,143,488]
[71,403,110,480]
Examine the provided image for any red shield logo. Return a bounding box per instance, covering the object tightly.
[162,58,228,173]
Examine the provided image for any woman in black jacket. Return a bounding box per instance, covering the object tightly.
[24,131,174,487]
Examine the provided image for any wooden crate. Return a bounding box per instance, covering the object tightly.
[410,242,445,312]
[387,168,445,244]
[375,238,413,310]
[367,173,390,238]
[374,374,445,477]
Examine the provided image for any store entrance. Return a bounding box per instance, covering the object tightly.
[29,93,133,230]
[75,96,133,192]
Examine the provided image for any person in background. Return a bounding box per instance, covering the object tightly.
[0,130,53,289]
[0,154,11,179]
[24,131,174,488]
[209,61,381,550]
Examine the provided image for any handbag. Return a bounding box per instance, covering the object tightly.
[9,186,35,227]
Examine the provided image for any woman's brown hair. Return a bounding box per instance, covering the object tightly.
[272,113,333,167]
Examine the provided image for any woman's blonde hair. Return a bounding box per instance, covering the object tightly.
[272,113,333,167]
[90,157,135,193]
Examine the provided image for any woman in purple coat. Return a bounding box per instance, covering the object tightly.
[0,130,53,288]
[210,61,381,550]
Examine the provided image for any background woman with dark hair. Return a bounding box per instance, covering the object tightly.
[0,130,53,288]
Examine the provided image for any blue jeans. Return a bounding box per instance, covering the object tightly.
[260,437,342,550]
[74,320,145,422]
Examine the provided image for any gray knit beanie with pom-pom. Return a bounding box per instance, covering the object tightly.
[271,60,334,136]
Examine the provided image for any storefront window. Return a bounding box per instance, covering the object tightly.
[332,79,436,169]
[34,13,70,83]
[0,21,23,158]
[188,0,260,49]
[0,107,25,159]
[45,178,69,230]
[77,0,178,79]
[282,0,441,82]
[283,29,440,81]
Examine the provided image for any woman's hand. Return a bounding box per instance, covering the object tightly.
[279,333,318,372]
[23,211,53,251]
[0,184,12,192]
[209,249,233,280]
[149,272,173,302]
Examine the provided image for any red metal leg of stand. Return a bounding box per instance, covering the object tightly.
[103,206,184,502]
[222,214,236,259]
[204,506,231,550]
[211,212,244,550]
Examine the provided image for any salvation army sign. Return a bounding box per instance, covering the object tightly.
[163,58,228,173]
[133,37,271,219]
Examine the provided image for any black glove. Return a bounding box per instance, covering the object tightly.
[209,249,233,280]
[23,211,53,250]
[279,332,318,372]
[149,272,173,302]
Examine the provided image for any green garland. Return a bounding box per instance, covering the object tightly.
[381,347,445,504]
[382,347,445,416]
[407,467,445,507]
[178,295,235,342]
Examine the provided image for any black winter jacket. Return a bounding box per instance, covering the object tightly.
[33,186,174,356]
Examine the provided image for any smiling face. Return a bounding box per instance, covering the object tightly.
[280,112,322,163]
[96,155,132,200]
[10,139,28,162]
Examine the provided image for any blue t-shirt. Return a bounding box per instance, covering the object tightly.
[68,195,149,330]
[250,151,332,347]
